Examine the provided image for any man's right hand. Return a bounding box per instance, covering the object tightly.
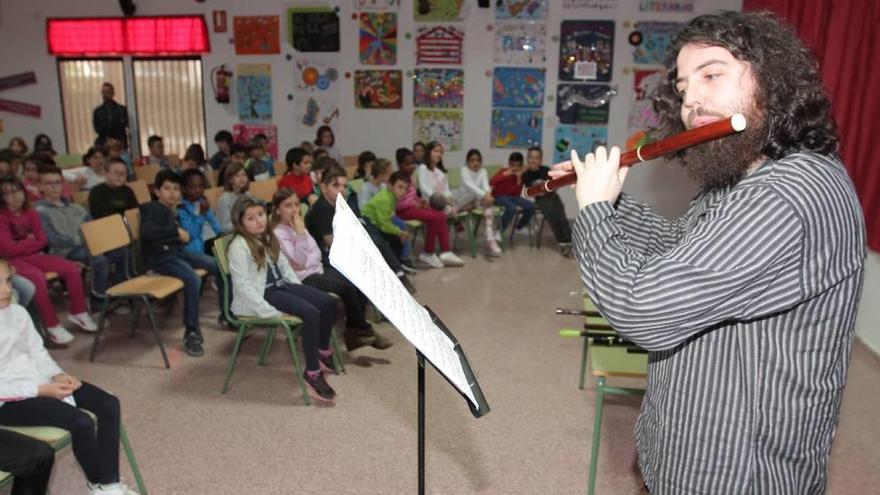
[38,382,75,400]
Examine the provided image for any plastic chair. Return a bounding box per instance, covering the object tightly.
[273,161,287,178]
[133,164,161,185]
[248,179,278,203]
[127,180,151,204]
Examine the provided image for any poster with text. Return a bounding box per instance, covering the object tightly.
[413,110,463,150]
[492,67,545,108]
[562,0,619,11]
[413,69,464,109]
[491,108,542,148]
[558,20,614,82]
[638,0,694,13]
[237,64,272,123]
[233,16,280,55]
[495,0,548,20]
[233,124,278,159]
[553,125,607,164]
[354,70,403,109]
[494,22,546,65]
[359,12,397,65]
[414,0,467,22]
[556,84,611,124]
[631,21,683,65]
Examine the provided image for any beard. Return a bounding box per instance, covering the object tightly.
[679,105,768,190]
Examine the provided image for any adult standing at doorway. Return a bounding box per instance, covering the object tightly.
[92,83,129,149]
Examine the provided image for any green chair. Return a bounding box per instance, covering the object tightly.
[0,409,147,494]
[212,235,341,406]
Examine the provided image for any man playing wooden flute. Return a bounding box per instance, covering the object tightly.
[555,11,866,494]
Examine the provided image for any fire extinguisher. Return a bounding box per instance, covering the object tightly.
[211,65,232,104]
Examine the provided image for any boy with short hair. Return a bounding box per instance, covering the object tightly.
[522,146,572,256]
[361,171,412,260]
[243,140,270,181]
[140,170,220,356]
[278,147,316,203]
[178,169,224,254]
[490,151,535,234]
[144,135,170,169]
[88,158,138,219]
[253,133,275,176]
[209,130,233,170]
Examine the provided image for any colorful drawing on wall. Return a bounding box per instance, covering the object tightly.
[294,57,340,93]
[556,84,611,124]
[495,0,548,20]
[638,0,694,13]
[359,12,397,65]
[562,0,619,10]
[413,69,464,109]
[628,69,663,132]
[415,25,464,65]
[630,22,683,65]
[553,125,608,164]
[413,110,463,150]
[289,9,340,52]
[414,0,466,22]
[491,108,542,148]
[354,0,401,10]
[237,64,272,123]
[294,94,340,137]
[354,70,402,109]
[494,22,546,65]
[233,16,280,55]
[233,124,278,159]
[558,20,614,82]
[492,67,545,109]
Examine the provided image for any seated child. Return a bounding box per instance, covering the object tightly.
[215,161,251,232]
[362,172,413,263]
[20,155,42,202]
[355,150,375,180]
[140,170,221,357]
[209,130,233,170]
[522,146,573,256]
[359,159,412,263]
[417,142,455,214]
[273,188,392,350]
[182,144,208,173]
[0,176,97,345]
[178,169,224,254]
[88,158,138,219]
[227,195,338,402]
[0,428,55,495]
[143,135,171,169]
[62,147,106,191]
[277,147,316,204]
[35,165,127,312]
[490,151,535,234]
[456,149,502,256]
[253,133,275,177]
[243,140,270,181]
[0,258,137,495]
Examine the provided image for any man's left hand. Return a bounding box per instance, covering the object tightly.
[571,146,629,210]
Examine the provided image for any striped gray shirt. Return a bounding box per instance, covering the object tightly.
[572,152,866,494]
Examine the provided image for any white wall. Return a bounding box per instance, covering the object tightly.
[856,252,880,354]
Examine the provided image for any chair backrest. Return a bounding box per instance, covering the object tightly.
[204,186,223,209]
[128,180,151,204]
[249,179,278,203]
[72,190,90,207]
[211,234,235,322]
[342,155,359,178]
[134,164,161,185]
[206,169,220,188]
[273,161,287,178]
[123,208,141,241]
[55,153,82,168]
[81,214,131,256]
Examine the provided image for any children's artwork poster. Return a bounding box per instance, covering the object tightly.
[495,0,549,20]
[630,22,684,65]
[233,16,280,55]
[236,64,272,123]
[354,70,403,109]
[490,108,542,149]
[413,69,464,109]
[628,69,663,132]
[553,125,607,164]
[294,94,340,138]
[556,84,611,125]
[558,20,614,82]
[415,25,464,65]
[414,0,467,22]
[354,0,401,10]
[494,22,546,65]
[638,0,695,13]
[359,12,397,65]
[492,67,545,109]
[233,124,278,159]
[413,110,464,151]
[289,9,340,52]
[562,0,619,11]
[294,57,340,93]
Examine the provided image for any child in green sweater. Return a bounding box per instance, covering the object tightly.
[361,172,411,260]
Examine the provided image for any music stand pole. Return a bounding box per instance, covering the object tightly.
[417,350,426,495]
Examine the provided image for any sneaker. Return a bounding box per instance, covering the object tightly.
[68,312,98,332]
[47,325,75,345]
[438,251,465,267]
[400,258,419,273]
[344,327,375,351]
[559,243,573,258]
[183,332,204,357]
[112,304,132,316]
[362,328,393,350]
[487,241,503,257]
[418,252,444,269]
[319,353,338,375]
[303,370,336,401]
[88,482,139,495]
[494,231,502,242]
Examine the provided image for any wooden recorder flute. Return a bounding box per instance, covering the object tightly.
[522,113,747,198]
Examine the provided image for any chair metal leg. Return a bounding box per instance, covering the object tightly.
[467,214,478,258]
[282,324,311,406]
[588,376,606,495]
[120,422,147,494]
[89,301,113,362]
[578,337,589,390]
[329,329,345,374]
[258,327,277,365]
[142,296,170,369]
[221,324,248,393]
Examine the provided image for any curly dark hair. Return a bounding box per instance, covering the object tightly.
[652,10,838,159]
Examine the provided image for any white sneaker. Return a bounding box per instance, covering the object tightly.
[439,251,465,267]
[487,241,503,257]
[88,481,139,495]
[493,231,502,242]
[47,325,75,345]
[68,312,98,332]
[418,252,444,269]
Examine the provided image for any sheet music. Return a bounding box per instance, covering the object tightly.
[329,196,478,409]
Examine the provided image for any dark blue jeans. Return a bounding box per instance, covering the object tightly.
[150,251,220,331]
[495,195,535,231]
[66,246,126,310]
[264,282,336,371]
